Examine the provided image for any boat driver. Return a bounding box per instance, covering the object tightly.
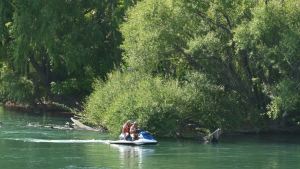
[130,121,139,141]
[122,120,131,140]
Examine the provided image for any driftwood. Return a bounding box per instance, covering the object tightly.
[207,128,222,142]
[71,117,103,132]
[176,128,222,142]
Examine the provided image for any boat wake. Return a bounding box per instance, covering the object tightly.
[3,138,111,144]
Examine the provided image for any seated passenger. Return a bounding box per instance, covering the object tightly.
[122,120,131,140]
[130,121,139,141]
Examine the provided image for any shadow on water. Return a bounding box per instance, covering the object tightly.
[220,133,300,146]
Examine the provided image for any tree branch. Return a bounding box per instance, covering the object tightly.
[221,11,232,30]
[0,37,14,46]
[195,10,231,32]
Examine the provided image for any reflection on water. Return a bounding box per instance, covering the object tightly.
[110,144,156,158]
[110,144,156,168]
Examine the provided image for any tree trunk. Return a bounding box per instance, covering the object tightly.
[280,111,289,127]
[27,54,52,88]
[242,52,261,109]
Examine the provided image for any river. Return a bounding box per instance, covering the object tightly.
[0,107,300,169]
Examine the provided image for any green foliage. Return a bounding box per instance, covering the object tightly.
[234,0,300,119]
[118,0,263,133]
[82,70,259,136]
[50,66,95,97]
[0,0,139,103]
[119,0,300,130]
[52,102,79,113]
[0,69,36,104]
[263,78,300,119]
[121,0,193,76]
[1,0,299,135]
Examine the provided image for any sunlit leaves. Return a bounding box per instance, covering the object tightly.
[83,71,228,136]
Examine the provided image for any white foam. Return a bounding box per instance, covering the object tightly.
[32,139,111,143]
[3,138,111,144]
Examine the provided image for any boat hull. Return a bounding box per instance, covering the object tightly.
[109,139,157,145]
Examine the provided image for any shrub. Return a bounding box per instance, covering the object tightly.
[82,71,256,137]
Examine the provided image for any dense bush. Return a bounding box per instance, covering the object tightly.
[120,0,300,129]
[82,71,260,136]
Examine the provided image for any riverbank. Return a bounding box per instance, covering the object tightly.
[0,102,75,114]
[2,103,300,140]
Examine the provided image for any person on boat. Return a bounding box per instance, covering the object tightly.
[122,120,132,140]
[130,121,139,141]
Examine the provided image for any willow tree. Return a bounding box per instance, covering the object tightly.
[121,0,300,129]
[234,0,300,125]
[121,0,262,129]
[0,0,134,103]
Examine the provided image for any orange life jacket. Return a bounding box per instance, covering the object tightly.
[124,123,131,132]
[130,125,139,134]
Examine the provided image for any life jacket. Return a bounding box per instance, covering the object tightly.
[130,125,139,134]
[124,123,131,132]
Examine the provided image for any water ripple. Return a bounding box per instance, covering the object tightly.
[2,138,111,143]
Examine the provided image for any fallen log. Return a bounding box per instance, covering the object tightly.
[207,128,221,142]
[71,117,103,132]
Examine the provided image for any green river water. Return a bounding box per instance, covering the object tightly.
[0,107,300,169]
